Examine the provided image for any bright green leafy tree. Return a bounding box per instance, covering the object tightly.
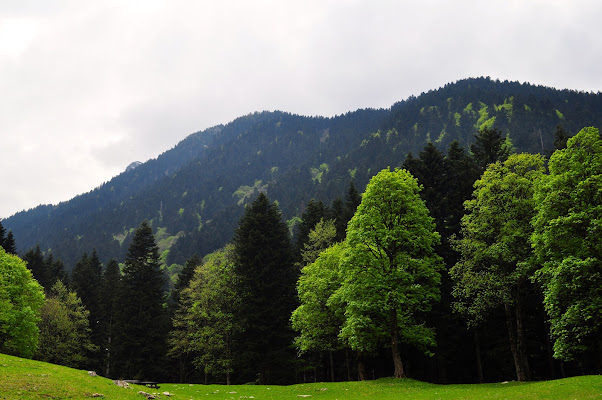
[335,168,442,378]
[450,153,546,382]
[0,247,45,358]
[170,244,240,384]
[292,241,346,381]
[532,127,602,361]
[35,280,97,368]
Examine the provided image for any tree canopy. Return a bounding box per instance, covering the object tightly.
[0,247,45,358]
[533,127,602,361]
[335,168,442,378]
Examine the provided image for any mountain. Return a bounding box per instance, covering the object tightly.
[5,77,602,269]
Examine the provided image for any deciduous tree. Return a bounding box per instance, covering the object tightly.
[532,127,602,361]
[0,247,45,358]
[451,153,546,381]
[335,168,442,378]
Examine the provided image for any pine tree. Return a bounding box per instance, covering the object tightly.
[113,220,168,380]
[232,193,297,384]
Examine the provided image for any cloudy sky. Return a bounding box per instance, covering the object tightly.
[1,0,601,219]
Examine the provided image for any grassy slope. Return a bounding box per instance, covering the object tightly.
[1,353,601,400]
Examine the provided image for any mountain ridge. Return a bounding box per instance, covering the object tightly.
[5,77,602,268]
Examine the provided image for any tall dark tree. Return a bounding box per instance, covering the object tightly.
[295,199,328,260]
[113,220,169,380]
[471,127,511,172]
[232,193,297,384]
[343,181,362,224]
[47,255,69,288]
[552,124,570,152]
[3,231,17,255]
[99,259,121,377]
[0,220,6,248]
[329,197,346,242]
[71,250,103,368]
[23,245,50,290]
[169,254,203,317]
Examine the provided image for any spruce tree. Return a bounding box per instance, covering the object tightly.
[232,193,297,384]
[3,231,17,255]
[99,259,121,377]
[0,220,6,248]
[294,199,328,261]
[23,245,51,290]
[471,127,510,172]
[113,220,168,380]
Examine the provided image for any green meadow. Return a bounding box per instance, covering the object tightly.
[1,353,601,400]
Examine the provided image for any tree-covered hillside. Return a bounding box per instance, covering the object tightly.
[4,77,602,269]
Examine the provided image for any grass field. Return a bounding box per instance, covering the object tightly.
[1,353,601,400]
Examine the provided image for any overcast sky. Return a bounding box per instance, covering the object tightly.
[1,0,601,219]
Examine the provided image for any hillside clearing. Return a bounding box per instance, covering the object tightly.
[1,353,601,400]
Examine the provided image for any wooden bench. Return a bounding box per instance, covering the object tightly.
[123,380,160,389]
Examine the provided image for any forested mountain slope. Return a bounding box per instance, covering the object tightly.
[5,77,602,268]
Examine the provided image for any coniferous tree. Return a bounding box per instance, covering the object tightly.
[343,181,362,225]
[99,259,121,377]
[329,197,346,242]
[3,230,17,255]
[23,245,51,291]
[113,220,168,380]
[471,127,511,172]
[47,255,69,288]
[171,254,202,311]
[71,251,103,368]
[232,193,297,384]
[0,220,5,245]
[295,199,328,261]
[552,124,570,152]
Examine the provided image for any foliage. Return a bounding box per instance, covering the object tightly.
[35,280,97,368]
[232,193,297,384]
[335,168,442,378]
[0,247,45,358]
[169,244,240,383]
[299,218,338,266]
[113,220,169,380]
[292,242,346,353]
[532,127,602,360]
[450,153,545,381]
[451,154,545,322]
[98,259,121,377]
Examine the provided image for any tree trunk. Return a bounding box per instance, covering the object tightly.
[474,329,484,383]
[329,350,335,382]
[504,298,530,381]
[390,307,406,378]
[357,352,366,381]
[345,348,351,381]
[226,371,231,385]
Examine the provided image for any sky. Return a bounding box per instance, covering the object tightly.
[1,0,601,219]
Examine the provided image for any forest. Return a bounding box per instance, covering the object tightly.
[1,124,601,385]
[1,78,602,385]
